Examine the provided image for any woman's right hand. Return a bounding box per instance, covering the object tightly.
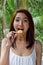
[1,31,17,49]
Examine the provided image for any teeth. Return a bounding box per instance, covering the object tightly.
[18,28,23,30]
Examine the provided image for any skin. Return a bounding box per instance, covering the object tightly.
[0,13,42,65]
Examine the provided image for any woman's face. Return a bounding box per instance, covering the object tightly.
[13,13,29,33]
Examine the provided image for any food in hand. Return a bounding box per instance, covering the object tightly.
[17,30,23,33]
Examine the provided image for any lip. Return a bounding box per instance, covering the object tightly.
[18,28,24,30]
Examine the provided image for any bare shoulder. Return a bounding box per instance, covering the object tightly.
[35,40,42,49]
[35,40,42,54]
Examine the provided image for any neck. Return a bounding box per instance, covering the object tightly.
[16,33,26,41]
[15,34,27,48]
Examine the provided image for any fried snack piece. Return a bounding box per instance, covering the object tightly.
[17,30,23,33]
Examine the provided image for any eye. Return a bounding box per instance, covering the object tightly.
[24,19,28,22]
[15,19,19,22]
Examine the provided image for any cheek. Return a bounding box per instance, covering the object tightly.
[24,23,29,30]
[24,24,29,32]
[13,21,18,29]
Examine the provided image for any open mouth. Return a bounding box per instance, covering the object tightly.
[18,28,24,30]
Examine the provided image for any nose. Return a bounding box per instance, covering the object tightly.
[19,20,23,26]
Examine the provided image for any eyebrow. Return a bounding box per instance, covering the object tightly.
[15,17,28,19]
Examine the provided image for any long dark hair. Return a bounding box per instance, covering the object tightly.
[10,8,35,48]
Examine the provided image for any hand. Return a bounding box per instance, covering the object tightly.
[2,31,17,49]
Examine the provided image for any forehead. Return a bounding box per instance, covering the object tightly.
[15,12,28,19]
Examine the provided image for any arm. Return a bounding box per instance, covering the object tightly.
[0,38,10,65]
[0,31,17,65]
[36,40,42,65]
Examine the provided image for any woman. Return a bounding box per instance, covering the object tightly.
[0,8,42,65]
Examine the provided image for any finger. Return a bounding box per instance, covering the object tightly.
[12,31,16,33]
[6,31,17,42]
[6,31,15,37]
[14,34,17,39]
